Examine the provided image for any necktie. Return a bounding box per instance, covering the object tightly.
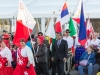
[57,40,60,48]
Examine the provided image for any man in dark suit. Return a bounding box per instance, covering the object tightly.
[51,32,68,75]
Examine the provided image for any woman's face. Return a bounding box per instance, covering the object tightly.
[20,41,25,47]
[92,33,97,39]
[1,42,6,48]
[87,46,92,52]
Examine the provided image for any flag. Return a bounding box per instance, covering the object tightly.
[69,17,76,36]
[55,2,70,32]
[45,18,56,44]
[86,17,94,39]
[13,0,36,46]
[78,2,87,46]
[73,0,86,24]
[69,17,77,55]
[45,18,56,39]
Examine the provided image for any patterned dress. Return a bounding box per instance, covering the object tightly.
[75,46,85,70]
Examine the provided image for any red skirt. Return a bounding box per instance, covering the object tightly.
[0,66,13,75]
[13,64,36,75]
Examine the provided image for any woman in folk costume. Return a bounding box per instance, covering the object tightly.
[0,40,13,75]
[74,38,86,70]
[2,34,10,48]
[13,38,36,75]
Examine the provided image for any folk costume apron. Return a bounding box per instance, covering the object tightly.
[13,47,36,75]
[0,48,13,75]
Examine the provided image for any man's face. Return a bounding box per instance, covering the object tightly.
[66,32,69,36]
[63,32,66,37]
[56,34,62,40]
[3,32,6,35]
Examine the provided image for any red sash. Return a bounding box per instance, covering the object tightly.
[17,48,28,68]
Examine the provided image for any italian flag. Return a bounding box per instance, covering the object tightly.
[69,17,77,54]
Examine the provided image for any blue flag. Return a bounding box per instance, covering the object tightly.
[78,2,87,46]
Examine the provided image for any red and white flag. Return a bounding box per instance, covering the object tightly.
[55,2,70,32]
[86,17,94,39]
[13,0,36,46]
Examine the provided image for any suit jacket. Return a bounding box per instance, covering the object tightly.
[52,39,68,61]
[34,43,47,63]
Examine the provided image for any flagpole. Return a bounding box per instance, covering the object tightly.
[22,6,33,46]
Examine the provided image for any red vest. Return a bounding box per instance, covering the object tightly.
[17,48,28,68]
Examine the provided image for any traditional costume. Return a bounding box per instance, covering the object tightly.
[74,38,85,70]
[13,42,36,75]
[0,46,13,75]
[2,34,10,48]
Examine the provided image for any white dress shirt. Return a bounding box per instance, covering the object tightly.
[63,36,73,49]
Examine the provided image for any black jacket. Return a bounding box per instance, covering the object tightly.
[34,43,47,63]
[51,39,68,61]
[95,53,100,65]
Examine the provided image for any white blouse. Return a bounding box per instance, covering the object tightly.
[17,46,35,66]
[0,47,12,66]
[90,38,100,46]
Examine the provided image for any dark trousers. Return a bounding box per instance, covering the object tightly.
[35,62,50,75]
[57,59,64,75]
[51,61,57,75]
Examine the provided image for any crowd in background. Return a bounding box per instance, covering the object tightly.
[0,29,100,75]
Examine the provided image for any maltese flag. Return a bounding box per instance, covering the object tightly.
[13,0,36,46]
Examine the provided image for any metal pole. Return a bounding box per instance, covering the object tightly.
[41,18,45,34]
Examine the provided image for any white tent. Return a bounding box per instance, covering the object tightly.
[0,0,100,19]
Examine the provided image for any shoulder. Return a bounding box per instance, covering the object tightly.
[42,43,47,47]
[82,52,87,55]
[25,46,31,50]
[61,39,68,44]
[5,47,10,51]
[69,36,73,38]
[97,39,100,41]
[91,52,95,56]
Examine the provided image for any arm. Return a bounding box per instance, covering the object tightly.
[69,37,74,49]
[51,42,56,58]
[6,48,12,66]
[79,52,86,61]
[26,47,34,64]
[64,41,68,58]
[36,44,47,57]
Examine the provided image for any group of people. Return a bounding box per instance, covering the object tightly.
[0,29,100,75]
